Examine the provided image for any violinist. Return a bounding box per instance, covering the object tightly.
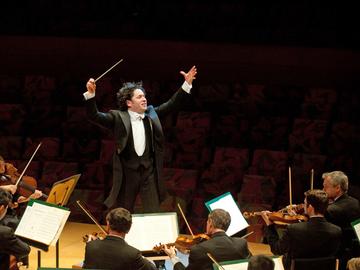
[322,171,360,269]
[0,189,30,270]
[83,207,156,270]
[163,209,251,270]
[0,155,43,203]
[260,189,342,270]
[0,155,43,229]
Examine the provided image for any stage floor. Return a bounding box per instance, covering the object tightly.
[27,222,272,269]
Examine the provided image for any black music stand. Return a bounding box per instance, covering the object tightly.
[37,174,81,268]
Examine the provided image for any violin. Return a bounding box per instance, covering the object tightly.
[9,256,19,270]
[1,162,39,198]
[174,233,210,250]
[243,206,308,226]
[0,162,48,207]
[243,167,308,226]
[153,233,210,254]
[83,232,107,242]
[76,200,108,242]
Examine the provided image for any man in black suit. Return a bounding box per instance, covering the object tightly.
[83,207,156,270]
[261,189,342,270]
[322,171,360,269]
[84,66,197,213]
[163,209,252,270]
[0,189,30,270]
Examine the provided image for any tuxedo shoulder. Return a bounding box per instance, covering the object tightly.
[0,225,13,239]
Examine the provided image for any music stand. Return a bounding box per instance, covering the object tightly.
[46,174,81,206]
[37,174,81,268]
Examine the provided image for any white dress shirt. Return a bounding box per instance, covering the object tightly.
[83,81,192,156]
[128,110,146,156]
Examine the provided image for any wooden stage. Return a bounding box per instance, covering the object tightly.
[27,222,272,270]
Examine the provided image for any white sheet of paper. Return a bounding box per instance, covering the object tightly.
[15,201,70,246]
[206,193,248,236]
[353,219,360,241]
[126,212,179,251]
[218,257,284,270]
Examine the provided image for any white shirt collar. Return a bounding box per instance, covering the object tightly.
[128,110,145,121]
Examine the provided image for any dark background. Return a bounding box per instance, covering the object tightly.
[1,1,359,237]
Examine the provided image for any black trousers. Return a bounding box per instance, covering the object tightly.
[117,165,160,213]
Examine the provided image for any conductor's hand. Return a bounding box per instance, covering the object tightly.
[260,211,273,226]
[180,66,197,85]
[86,78,96,94]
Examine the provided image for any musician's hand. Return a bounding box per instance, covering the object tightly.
[180,66,197,85]
[30,189,42,199]
[87,234,99,242]
[17,196,28,204]
[163,245,177,258]
[1,184,17,194]
[86,78,96,94]
[260,211,273,226]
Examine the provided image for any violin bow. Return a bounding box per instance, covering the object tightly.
[76,200,108,235]
[177,203,195,238]
[240,231,254,239]
[288,166,292,209]
[15,142,42,187]
[94,59,123,83]
[207,253,225,270]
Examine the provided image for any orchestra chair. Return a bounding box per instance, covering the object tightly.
[290,256,338,270]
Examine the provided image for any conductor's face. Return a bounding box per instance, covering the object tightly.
[127,89,147,114]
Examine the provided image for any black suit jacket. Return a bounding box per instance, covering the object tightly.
[0,225,30,269]
[325,193,360,259]
[83,235,157,270]
[265,217,342,270]
[86,88,189,208]
[325,193,360,230]
[173,231,251,270]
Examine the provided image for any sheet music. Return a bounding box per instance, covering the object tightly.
[216,257,284,270]
[126,213,179,251]
[352,218,360,242]
[206,193,249,236]
[15,201,70,246]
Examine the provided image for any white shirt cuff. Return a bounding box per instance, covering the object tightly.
[83,91,95,100]
[181,81,192,94]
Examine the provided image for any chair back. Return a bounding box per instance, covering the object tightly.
[290,256,338,270]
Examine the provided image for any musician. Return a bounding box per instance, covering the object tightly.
[247,255,275,270]
[84,66,197,213]
[163,209,252,270]
[0,155,42,229]
[0,155,43,203]
[83,207,156,270]
[322,171,360,269]
[0,189,31,270]
[347,257,360,270]
[261,189,342,270]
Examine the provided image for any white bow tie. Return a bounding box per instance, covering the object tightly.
[134,113,145,120]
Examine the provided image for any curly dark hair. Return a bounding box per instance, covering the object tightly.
[116,81,146,111]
